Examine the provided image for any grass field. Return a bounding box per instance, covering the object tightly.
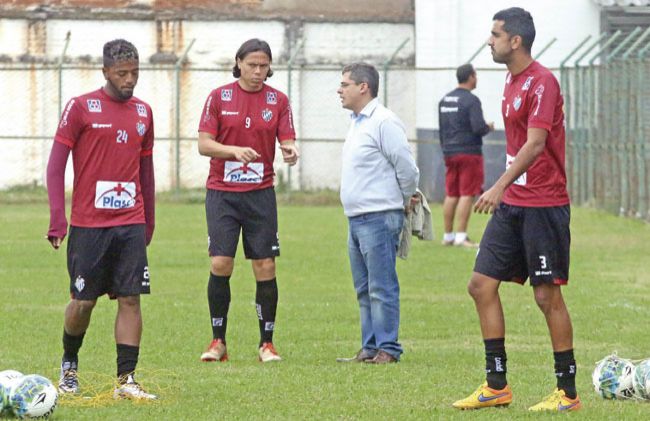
[2,199,650,419]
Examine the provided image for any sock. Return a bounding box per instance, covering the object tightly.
[443,232,455,242]
[208,273,231,342]
[554,349,577,399]
[455,232,467,243]
[62,330,85,364]
[255,278,278,346]
[485,338,507,390]
[116,344,139,380]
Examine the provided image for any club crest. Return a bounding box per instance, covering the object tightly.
[513,95,522,111]
[262,108,273,122]
[136,121,146,136]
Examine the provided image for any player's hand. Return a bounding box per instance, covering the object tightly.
[405,194,419,215]
[474,185,504,214]
[488,122,495,132]
[279,143,300,166]
[46,235,64,250]
[233,147,261,164]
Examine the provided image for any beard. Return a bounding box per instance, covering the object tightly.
[108,79,134,101]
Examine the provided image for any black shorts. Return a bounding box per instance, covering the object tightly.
[67,224,150,300]
[474,203,570,286]
[206,187,279,259]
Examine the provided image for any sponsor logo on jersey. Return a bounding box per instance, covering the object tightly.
[95,181,136,209]
[443,96,459,102]
[224,161,264,184]
[534,85,545,116]
[522,76,534,91]
[60,99,75,128]
[221,89,232,101]
[91,123,112,129]
[288,105,293,129]
[136,121,146,136]
[75,276,85,292]
[261,108,273,122]
[266,91,277,104]
[203,95,212,122]
[440,106,458,113]
[87,99,102,113]
[513,95,522,111]
[136,103,148,117]
[506,154,527,186]
[221,110,239,116]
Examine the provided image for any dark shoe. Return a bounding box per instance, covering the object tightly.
[364,350,398,364]
[336,348,376,363]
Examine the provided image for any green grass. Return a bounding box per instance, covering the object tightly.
[1,202,650,419]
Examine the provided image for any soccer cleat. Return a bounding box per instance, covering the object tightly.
[452,382,513,410]
[58,360,79,394]
[528,388,581,412]
[113,374,157,400]
[201,338,228,362]
[258,342,282,363]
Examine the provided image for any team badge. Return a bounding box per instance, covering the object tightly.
[75,276,85,292]
[221,89,232,102]
[522,76,534,91]
[136,121,146,136]
[513,95,522,111]
[136,103,148,117]
[261,108,273,122]
[266,91,277,104]
[87,99,102,113]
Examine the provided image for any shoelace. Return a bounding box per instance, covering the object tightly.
[62,370,78,388]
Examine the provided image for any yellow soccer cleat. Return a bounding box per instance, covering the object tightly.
[528,388,581,412]
[452,382,513,409]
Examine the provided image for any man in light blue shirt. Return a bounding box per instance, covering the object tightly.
[336,63,419,364]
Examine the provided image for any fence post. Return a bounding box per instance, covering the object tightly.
[174,38,195,193]
[382,38,409,107]
[638,42,650,219]
[57,31,71,119]
[286,38,305,194]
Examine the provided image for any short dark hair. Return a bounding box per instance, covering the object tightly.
[493,7,536,53]
[103,39,139,67]
[232,38,274,79]
[342,63,379,98]
[456,63,475,84]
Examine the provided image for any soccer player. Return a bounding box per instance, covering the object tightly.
[439,63,493,247]
[46,39,156,400]
[452,8,581,411]
[197,38,299,363]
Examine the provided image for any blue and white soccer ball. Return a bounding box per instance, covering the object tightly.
[0,370,24,415]
[633,359,650,400]
[592,354,635,399]
[8,374,58,419]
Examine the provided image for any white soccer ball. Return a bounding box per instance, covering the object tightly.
[593,354,635,399]
[0,370,24,413]
[8,374,58,419]
[633,359,650,400]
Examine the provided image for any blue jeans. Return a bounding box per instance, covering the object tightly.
[347,209,404,359]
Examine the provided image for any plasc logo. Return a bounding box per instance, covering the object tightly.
[224,161,263,184]
[94,181,136,209]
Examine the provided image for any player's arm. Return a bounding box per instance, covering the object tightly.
[140,155,155,246]
[474,127,547,214]
[46,141,71,249]
[197,131,260,164]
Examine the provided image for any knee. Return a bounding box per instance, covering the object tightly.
[253,258,275,278]
[211,257,234,276]
[534,287,557,315]
[467,276,483,301]
[118,295,141,309]
[467,273,495,301]
[72,299,96,316]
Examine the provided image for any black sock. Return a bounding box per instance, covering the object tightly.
[62,330,85,364]
[116,344,139,380]
[485,338,507,390]
[208,273,231,342]
[554,349,577,399]
[255,278,278,346]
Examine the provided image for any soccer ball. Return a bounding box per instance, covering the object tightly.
[633,359,650,400]
[0,370,24,414]
[8,374,58,419]
[592,354,635,399]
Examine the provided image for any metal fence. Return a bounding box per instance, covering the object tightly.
[561,27,650,220]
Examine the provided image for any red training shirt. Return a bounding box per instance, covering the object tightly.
[501,61,570,207]
[198,81,295,192]
[54,88,154,227]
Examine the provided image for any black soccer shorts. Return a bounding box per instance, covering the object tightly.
[205,187,280,259]
[474,203,570,286]
[67,224,150,300]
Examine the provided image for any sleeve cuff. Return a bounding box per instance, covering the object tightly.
[54,136,74,148]
[528,122,552,132]
[140,149,153,157]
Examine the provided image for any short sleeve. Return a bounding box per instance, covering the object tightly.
[54,98,84,148]
[277,93,296,142]
[198,89,220,136]
[527,75,559,132]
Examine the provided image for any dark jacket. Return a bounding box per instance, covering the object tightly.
[438,87,490,157]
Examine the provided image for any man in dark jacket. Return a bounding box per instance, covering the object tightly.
[439,63,493,247]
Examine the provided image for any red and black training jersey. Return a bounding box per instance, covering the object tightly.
[54,88,154,227]
[501,61,570,207]
[198,81,295,192]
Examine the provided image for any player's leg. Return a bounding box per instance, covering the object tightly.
[453,196,475,245]
[454,155,484,247]
[241,188,281,362]
[202,190,240,362]
[442,156,459,245]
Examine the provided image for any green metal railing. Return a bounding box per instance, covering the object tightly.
[561,27,650,220]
